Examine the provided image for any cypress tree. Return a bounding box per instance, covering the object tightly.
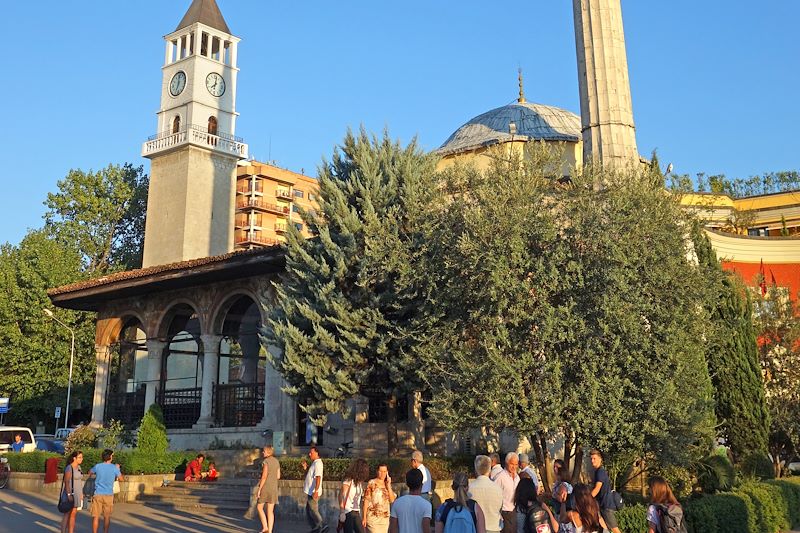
[263,129,438,455]
[693,227,770,459]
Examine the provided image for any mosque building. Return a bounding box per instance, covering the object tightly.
[48,0,799,455]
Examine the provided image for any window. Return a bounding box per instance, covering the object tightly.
[294,222,303,231]
[309,193,317,201]
[172,115,181,134]
[292,205,300,213]
[294,190,304,199]
[367,395,409,423]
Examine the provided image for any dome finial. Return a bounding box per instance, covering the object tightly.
[517,68,526,104]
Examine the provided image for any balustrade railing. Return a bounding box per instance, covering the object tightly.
[143,124,247,158]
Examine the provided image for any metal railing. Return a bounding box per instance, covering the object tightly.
[104,385,146,429]
[234,234,280,246]
[236,196,289,214]
[213,382,265,427]
[158,387,202,429]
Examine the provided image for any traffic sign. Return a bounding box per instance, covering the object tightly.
[0,398,8,414]
[54,406,62,419]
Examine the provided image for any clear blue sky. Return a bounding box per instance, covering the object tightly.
[2,1,798,246]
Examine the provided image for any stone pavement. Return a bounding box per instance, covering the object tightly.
[0,489,318,533]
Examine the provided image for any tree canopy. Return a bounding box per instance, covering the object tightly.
[420,144,716,474]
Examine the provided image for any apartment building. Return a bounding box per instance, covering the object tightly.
[234,161,319,250]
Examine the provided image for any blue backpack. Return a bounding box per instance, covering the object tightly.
[441,499,477,533]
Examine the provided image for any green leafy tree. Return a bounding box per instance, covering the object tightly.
[692,228,770,460]
[753,284,800,476]
[0,229,96,428]
[44,163,149,272]
[263,129,438,454]
[137,404,169,454]
[420,144,716,483]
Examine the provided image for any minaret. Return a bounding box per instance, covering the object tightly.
[572,0,639,167]
[141,0,248,267]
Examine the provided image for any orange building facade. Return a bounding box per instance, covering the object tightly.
[234,161,319,250]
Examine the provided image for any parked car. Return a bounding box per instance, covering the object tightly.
[35,438,65,454]
[0,426,37,453]
[54,428,74,441]
[788,456,800,474]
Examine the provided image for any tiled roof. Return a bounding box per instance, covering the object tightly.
[438,101,581,156]
[48,247,274,297]
[177,0,231,34]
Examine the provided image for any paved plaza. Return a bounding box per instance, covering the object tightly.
[0,489,313,533]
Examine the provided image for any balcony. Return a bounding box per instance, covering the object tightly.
[142,124,248,159]
[236,196,290,215]
[234,233,280,247]
[237,182,263,194]
[276,190,293,200]
[275,224,288,234]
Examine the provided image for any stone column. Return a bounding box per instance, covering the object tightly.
[573,0,639,167]
[89,345,112,427]
[144,339,167,413]
[194,334,221,428]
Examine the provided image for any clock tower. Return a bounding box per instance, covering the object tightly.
[141,0,248,267]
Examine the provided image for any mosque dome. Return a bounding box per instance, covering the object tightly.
[437,100,581,157]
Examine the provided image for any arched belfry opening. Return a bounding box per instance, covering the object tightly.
[215,295,265,427]
[105,317,148,428]
[207,116,218,136]
[159,303,203,429]
[172,115,181,134]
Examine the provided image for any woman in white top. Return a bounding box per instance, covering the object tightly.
[340,458,371,533]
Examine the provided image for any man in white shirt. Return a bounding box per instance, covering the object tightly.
[410,450,432,500]
[489,453,503,481]
[389,469,431,533]
[493,452,519,533]
[469,455,504,533]
[518,453,543,494]
[302,446,327,533]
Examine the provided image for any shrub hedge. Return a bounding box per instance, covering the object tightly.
[276,456,473,481]
[5,450,213,476]
[615,504,648,533]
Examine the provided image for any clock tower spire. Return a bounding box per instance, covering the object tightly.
[141,0,248,267]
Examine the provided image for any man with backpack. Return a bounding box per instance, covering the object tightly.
[434,472,486,533]
[589,449,622,533]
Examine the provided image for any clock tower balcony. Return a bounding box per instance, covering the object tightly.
[142,124,248,159]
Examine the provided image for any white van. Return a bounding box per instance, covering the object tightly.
[0,426,37,453]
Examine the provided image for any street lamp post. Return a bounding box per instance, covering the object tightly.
[43,308,75,431]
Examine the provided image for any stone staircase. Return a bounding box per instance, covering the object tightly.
[138,478,253,515]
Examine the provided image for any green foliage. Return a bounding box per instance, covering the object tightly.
[669,170,800,198]
[97,419,126,450]
[650,464,695,499]
[44,163,149,272]
[137,404,168,454]
[684,493,756,533]
[735,481,789,533]
[65,424,98,455]
[765,479,800,527]
[741,452,775,480]
[615,504,648,533]
[275,456,471,481]
[421,145,716,471]
[264,129,439,452]
[5,449,212,476]
[696,454,735,494]
[692,227,770,460]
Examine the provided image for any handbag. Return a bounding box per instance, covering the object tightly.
[337,480,353,533]
[113,480,121,495]
[57,466,74,514]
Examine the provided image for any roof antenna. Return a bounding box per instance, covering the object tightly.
[517,68,526,104]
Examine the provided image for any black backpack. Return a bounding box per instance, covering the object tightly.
[655,504,687,533]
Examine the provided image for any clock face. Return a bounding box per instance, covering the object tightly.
[169,71,186,96]
[206,73,226,97]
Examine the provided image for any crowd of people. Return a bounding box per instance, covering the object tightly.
[287,446,686,533]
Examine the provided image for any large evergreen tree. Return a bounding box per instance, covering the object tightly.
[263,129,438,454]
[420,144,716,480]
[693,228,770,460]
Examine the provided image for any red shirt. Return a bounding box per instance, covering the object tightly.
[184,459,202,480]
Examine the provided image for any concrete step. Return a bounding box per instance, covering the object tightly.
[152,486,251,497]
[140,500,250,513]
[140,492,250,505]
